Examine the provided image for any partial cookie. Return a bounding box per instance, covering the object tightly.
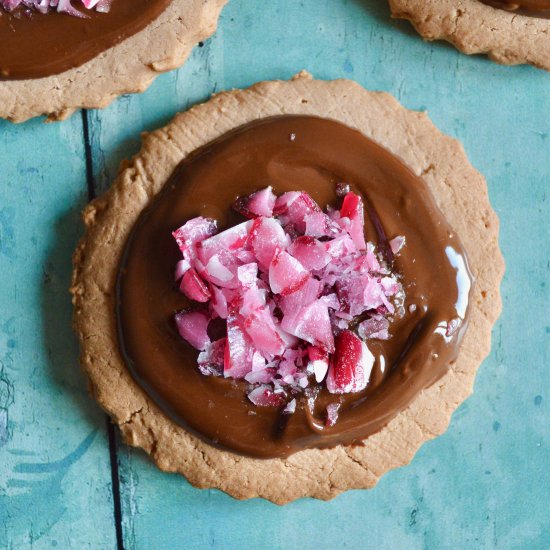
[389,0,550,71]
[71,72,504,504]
[0,0,228,123]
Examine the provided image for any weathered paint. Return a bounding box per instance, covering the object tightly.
[0,115,116,548]
[1,0,549,548]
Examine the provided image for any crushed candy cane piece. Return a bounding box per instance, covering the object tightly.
[269,249,310,296]
[197,338,225,376]
[1,0,112,16]
[389,235,406,255]
[248,385,287,407]
[326,330,375,394]
[175,310,211,351]
[326,403,341,427]
[224,312,255,379]
[170,186,405,422]
[284,399,297,414]
[281,299,334,352]
[249,217,290,270]
[340,192,366,251]
[289,236,331,271]
[357,315,390,340]
[307,346,329,383]
[180,268,211,302]
[233,186,276,218]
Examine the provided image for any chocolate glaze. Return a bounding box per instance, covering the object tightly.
[479,0,550,17]
[0,0,171,80]
[116,116,473,459]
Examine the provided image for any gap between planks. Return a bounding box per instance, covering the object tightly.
[82,109,126,550]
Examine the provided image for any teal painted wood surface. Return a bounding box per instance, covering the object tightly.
[1,0,550,548]
[0,116,116,548]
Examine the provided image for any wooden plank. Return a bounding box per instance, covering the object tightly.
[0,114,117,548]
[87,0,550,548]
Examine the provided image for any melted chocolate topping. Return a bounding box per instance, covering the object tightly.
[117,116,473,459]
[0,0,171,79]
[480,0,550,17]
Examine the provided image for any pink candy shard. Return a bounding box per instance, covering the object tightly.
[248,385,286,407]
[278,354,298,384]
[279,277,320,315]
[320,293,340,311]
[274,323,299,349]
[174,259,191,282]
[307,346,329,383]
[363,243,381,272]
[209,285,236,320]
[81,0,99,8]
[224,313,255,379]
[249,217,290,271]
[325,233,356,259]
[198,221,251,265]
[274,191,321,233]
[173,217,217,261]
[180,268,211,303]
[362,275,392,311]
[233,186,276,218]
[340,192,366,251]
[326,330,374,394]
[335,275,367,316]
[269,249,310,296]
[281,300,335,353]
[389,235,406,255]
[326,403,341,427]
[335,271,399,317]
[239,285,267,318]
[273,191,300,216]
[241,305,286,357]
[288,236,331,271]
[357,315,390,340]
[284,398,297,414]
[198,338,226,376]
[174,310,211,351]
[202,249,240,289]
[304,211,337,238]
[245,368,274,385]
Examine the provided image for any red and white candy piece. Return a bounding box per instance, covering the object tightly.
[169,186,404,423]
[326,330,374,394]
[1,0,111,15]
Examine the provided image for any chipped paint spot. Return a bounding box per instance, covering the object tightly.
[0,208,16,259]
[0,366,14,446]
[534,395,543,407]
[409,506,418,527]
[492,421,501,433]
[343,59,354,73]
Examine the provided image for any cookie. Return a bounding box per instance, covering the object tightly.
[389,0,550,71]
[71,72,504,504]
[0,0,228,123]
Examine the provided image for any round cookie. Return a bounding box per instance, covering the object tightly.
[71,72,504,504]
[389,0,550,71]
[0,0,228,123]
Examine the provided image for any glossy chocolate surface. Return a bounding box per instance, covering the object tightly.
[480,0,550,17]
[0,0,171,79]
[117,115,473,459]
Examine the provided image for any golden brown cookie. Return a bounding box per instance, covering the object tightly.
[0,0,228,123]
[71,72,504,504]
[389,0,550,71]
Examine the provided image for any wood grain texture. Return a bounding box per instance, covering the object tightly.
[1,0,549,547]
[0,115,116,548]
